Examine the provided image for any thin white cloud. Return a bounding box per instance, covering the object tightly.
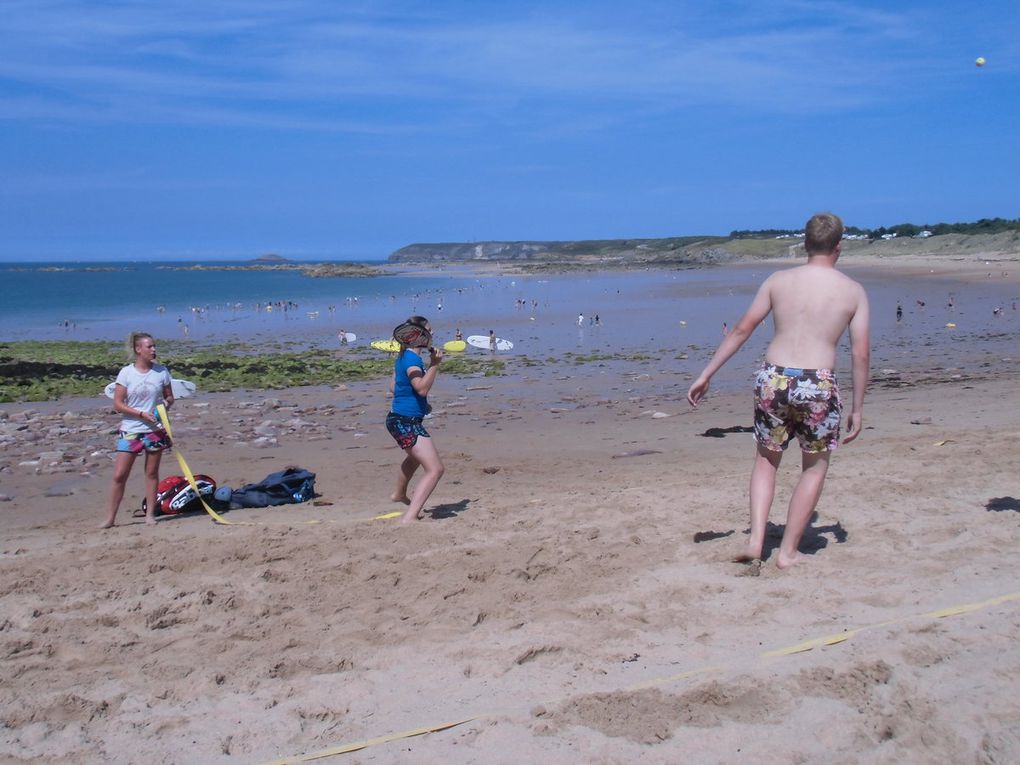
[0,0,986,132]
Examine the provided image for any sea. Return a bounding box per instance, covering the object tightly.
[2,259,1017,393]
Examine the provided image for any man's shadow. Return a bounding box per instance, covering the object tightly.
[699,425,755,439]
[987,496,1020,513]
[427,499,471,520]
[693,512,848,559]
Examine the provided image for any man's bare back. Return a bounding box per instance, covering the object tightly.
[765,263,868,370]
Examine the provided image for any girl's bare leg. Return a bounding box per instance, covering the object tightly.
[401,437,444,524]
[391,453,419,504]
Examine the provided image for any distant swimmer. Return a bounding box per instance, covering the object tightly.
[722,322,729,336]
[455,327,463,341]
[489,330,496,353]
[896,303,903,322]
[578,313,584,327]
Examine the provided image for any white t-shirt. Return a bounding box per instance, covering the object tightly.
[115,363,172,434]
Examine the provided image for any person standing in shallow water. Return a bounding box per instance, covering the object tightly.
[687,212,870,572]
[386,316,445,524]
[101,332,174,528]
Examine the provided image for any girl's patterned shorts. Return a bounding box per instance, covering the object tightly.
[385,413,430,449]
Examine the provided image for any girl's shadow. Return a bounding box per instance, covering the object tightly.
[427,499,471,520]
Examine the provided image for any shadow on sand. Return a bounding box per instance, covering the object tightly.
[986,496,1020,513]
[428,499,472,520]
[693,512,848,561]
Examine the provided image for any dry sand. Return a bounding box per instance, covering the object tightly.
[2,255,1020,764]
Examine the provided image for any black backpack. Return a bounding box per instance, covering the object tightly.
[229,467,317,508]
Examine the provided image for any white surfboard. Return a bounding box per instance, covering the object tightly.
[466,335,514,351]
[104,379,197,399]
[338,332,357,344]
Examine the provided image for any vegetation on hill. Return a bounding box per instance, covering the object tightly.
[730,217,1020,240]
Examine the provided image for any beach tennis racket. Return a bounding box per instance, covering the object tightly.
[392,321,432,349]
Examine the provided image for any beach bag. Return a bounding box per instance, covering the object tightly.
[229,467,316,508]
[139,474,217,516]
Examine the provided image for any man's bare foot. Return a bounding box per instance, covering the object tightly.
[732,546,763,564]
[145,514,157,526]
[391,494,411,505]
[775,552,800,570]
[99,519,115,529]
[735,558,762,577]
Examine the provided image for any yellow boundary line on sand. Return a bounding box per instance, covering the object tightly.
[259,590,1020,764]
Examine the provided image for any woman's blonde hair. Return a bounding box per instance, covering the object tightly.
[127,331,153,359]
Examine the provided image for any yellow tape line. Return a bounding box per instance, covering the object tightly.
[763,630,857,657]
[259,716,478,764]
[259,589,1020,764]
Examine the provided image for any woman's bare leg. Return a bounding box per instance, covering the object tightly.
[142,450,163,525]
[101,452,136,528]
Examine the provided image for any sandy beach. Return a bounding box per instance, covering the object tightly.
[2,253,1020,764]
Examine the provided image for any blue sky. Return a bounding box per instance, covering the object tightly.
[1,0,1016,261]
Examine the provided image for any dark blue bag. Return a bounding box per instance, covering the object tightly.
[230,467,317,508]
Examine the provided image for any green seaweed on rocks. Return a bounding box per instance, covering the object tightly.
[0,340,506,403]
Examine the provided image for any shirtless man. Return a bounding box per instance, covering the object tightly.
[687,212,870,570]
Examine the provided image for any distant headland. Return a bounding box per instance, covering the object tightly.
[388,218,1020,271]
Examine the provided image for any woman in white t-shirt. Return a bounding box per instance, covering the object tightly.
[101,332,175,528]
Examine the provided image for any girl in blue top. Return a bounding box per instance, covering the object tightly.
[385,316,445,523]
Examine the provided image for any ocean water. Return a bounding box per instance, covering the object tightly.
[2,260,1017,393]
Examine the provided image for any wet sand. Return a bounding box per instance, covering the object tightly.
[1,253,1020,763]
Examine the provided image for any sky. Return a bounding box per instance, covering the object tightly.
[1,0,1017,261]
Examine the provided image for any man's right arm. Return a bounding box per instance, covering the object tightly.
[843,287,871,444]
[687,277,773,406]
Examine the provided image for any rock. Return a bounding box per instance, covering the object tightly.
[38,451,69,463]
[253,420,278,436]
[0,494,12,502]
[251,436,278,448]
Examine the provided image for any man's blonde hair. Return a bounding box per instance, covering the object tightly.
[804,212,843,255]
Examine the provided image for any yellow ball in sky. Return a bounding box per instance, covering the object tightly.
[975,57,986,67]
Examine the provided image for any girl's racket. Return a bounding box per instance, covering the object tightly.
[392,321,432,349]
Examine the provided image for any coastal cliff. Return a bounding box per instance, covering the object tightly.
[389,237,736,268]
